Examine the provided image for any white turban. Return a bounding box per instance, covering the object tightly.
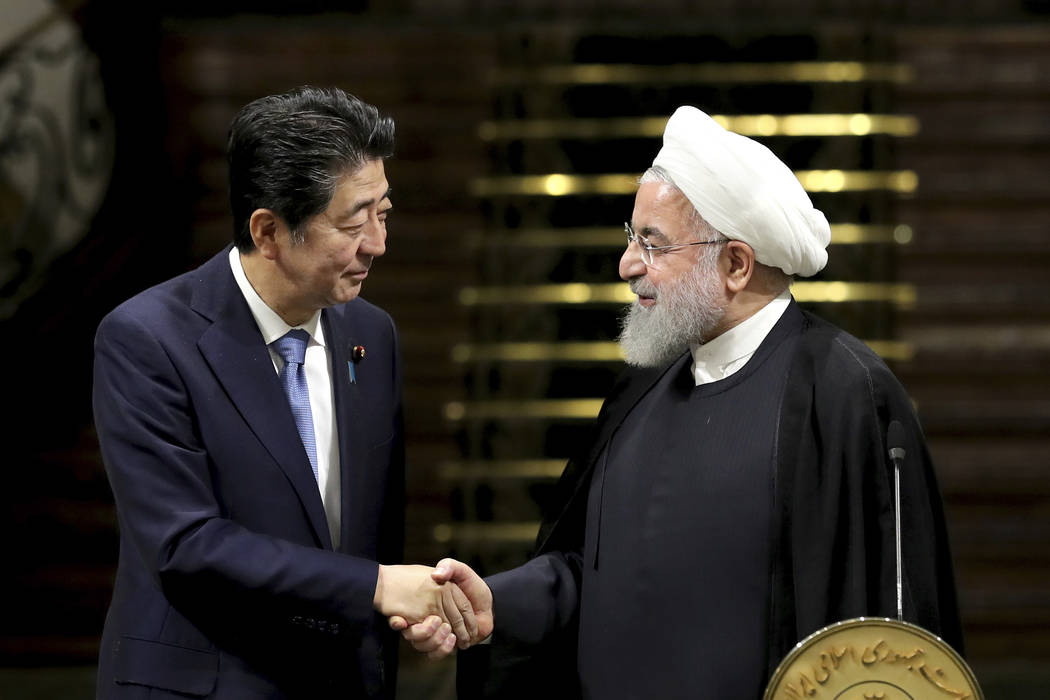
[651,106,831,277]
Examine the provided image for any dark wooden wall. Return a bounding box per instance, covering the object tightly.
[895,25,1050,666]
[2,4,1048,697]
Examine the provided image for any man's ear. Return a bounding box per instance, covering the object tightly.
[248,208,283,260]
[723,240,755,293]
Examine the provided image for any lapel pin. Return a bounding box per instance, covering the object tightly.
[348,344,365,384]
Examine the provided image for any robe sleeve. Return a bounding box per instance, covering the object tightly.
[456,365,666,700]
[457,551,584,700]
[768,320,964,674]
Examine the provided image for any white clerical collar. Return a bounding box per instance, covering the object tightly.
[228,247,326,347]
[689,289,791,386]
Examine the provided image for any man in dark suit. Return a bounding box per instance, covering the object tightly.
[396,106,962,698]
[93,87,471,699]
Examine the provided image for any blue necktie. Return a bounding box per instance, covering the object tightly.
[272,329,318,480]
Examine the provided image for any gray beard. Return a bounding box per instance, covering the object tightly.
[617,256,727,368]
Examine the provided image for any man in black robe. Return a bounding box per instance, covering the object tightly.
[395,106,963,699]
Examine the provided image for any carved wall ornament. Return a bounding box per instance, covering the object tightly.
[0,0,114,318]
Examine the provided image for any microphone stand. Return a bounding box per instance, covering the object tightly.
[763,419,986,700]
[887,420,906,622]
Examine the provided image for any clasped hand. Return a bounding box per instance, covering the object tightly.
[377,559,492,659]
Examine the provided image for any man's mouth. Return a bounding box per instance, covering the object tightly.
[346,263,371,281]
[630,280,657,307]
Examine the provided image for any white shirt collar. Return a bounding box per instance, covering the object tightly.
[228,247,325,347]
[689,289,791,386]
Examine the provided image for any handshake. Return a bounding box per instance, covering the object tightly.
[372,558,492,659]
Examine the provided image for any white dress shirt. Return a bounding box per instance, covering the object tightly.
[690,290,791,386]
[229,247,341,548]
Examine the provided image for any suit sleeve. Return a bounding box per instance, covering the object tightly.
[93,306,380,641]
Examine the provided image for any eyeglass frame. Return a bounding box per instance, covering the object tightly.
[624,222,726,266]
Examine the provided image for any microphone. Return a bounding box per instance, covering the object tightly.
[887,419,906,622]
[888,420,906,465]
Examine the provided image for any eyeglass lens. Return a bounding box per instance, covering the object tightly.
[625,223,654,265]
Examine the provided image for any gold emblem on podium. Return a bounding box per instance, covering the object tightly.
[763,617,982,700]
[763,420,985,699]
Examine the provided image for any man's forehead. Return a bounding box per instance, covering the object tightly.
[632,182,695,239]
[634,181,693,213]
[332,162,389,205]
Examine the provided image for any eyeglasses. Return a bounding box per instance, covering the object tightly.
[624,222,725,266]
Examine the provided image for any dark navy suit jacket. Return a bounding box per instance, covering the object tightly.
[92,248,404,699]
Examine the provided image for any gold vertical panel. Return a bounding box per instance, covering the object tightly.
[451,340,914,363]
[833,224,913,245]
[464,227,619,249]
[467,224,912,248]
[451,341,626,363]
[458,283,632,305]
[469,171,918,196]
[478,114,919,141]
[439,460,567,479]
[469,174,638,197]
[443,399,605,421]
[479,117,669,141]
[433,523,541,544]
[791,281,916,306]
[488,62,914,86]
[458,282,916,307]
[795,170,918,193]
[862,341,915,362]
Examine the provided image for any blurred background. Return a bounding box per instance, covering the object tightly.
[2,0,1049,697]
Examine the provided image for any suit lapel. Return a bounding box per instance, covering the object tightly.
[191,250,333,550]
[324,309,370,555]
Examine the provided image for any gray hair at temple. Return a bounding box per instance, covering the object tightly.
[639,165,793,293]
[226,86,395,251]
[639,165,728,245]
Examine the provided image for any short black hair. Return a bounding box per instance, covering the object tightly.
[226,86,395,251]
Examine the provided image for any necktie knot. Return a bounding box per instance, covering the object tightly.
[273,329,309,366]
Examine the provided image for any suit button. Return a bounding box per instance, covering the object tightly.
[329,623,340,635]
[292,616,303,626]
[305,617,316,629]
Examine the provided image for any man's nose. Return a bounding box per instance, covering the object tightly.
[619,240,646,281]
[363,219,387,258]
